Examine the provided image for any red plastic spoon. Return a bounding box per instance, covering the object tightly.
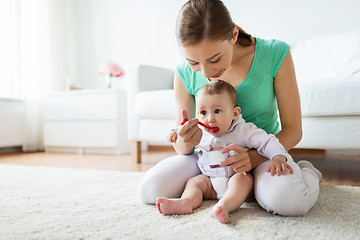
[180,120,219,131]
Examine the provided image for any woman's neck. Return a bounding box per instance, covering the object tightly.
[231,37,256,64]
[220,37,255,88]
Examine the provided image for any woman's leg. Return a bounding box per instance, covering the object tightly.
[211,173,253,224]
[137,152,201,204]
[253,153,321,216]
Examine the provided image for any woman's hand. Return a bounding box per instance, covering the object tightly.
[218,144,253,173]
[177,110,202,146]
[173,109,203,155]
[266,155,294,176]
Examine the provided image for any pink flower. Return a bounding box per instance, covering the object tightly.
[99,61,124,78]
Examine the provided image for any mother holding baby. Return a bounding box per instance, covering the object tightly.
[138,0,322,216]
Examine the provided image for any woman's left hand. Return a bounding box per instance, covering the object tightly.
[218,144,253,173]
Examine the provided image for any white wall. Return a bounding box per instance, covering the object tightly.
[64,0,360,90]
[226,0,360,44]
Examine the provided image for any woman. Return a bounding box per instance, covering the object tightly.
[138,0,322,216]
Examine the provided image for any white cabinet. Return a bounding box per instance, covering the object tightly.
[0,98,24,148]
[43,89,130,154]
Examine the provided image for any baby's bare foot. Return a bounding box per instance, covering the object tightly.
[156,198,193,215]
[211,205,229,224]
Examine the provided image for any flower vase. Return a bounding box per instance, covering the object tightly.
[105,75,112,88]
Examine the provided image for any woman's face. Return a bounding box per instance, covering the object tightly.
[182,38,234,79]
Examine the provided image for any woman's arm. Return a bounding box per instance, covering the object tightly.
[274,51,302,151]
[220,51,302,172]
[172,73,203,155]
[247,51,301,168]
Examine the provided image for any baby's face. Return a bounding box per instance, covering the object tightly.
[196,91,238,137]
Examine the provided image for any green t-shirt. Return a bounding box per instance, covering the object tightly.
[175,37,290,135]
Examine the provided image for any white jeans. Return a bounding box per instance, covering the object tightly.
[137,153,320,216]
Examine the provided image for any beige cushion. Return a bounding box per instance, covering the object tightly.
[299,75,360,116]
[135,89,176,119]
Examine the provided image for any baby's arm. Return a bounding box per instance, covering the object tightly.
[237,122,292,176]
[266,155,294,176]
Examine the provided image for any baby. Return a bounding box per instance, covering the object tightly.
[156,80,293,224]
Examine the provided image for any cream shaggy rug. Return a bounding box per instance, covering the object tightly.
[0,164,359,240]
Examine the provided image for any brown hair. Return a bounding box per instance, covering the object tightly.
[199,80,238,107]
[176,0,252,47]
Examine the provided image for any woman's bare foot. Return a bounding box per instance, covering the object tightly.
[156,198,193,215]
[211,205,229,224]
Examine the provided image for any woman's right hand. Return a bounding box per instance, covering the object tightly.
[219,144,253,173]
[219,145,268,173]
[175,110,203,150]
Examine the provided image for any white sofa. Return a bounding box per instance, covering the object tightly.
[128,30,360,163]
[127,65,176,162]
[292,30,360,150]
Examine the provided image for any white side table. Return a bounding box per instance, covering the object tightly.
[43,89,130,155]
[0,98,24,148]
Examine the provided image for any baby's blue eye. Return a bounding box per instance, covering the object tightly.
[200,111,207,115]
[215,109,222,114]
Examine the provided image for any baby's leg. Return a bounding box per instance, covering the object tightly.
[211,173,253,224]
[157,175,217,215]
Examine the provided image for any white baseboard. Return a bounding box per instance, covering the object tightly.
[325,149,360,156]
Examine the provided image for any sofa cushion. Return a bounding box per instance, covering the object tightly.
[296,116,360,149]
[299,75,360,116]
[139,119,175,143]
[135,89,176,119]
[135,76,360,119]
[291,30,360,80]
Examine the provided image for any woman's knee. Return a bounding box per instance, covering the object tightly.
[255,176,311,216]
[137,169,164,204]
[254,158,316,216]
[137,154,200,204]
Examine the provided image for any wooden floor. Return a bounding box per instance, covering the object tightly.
[0,147,359,187]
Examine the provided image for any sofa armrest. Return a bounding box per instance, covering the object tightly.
[136,65,174,92]
[127,64,174,142]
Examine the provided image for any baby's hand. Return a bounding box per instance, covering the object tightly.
[167,129,178,143]
[266,155,293,176]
